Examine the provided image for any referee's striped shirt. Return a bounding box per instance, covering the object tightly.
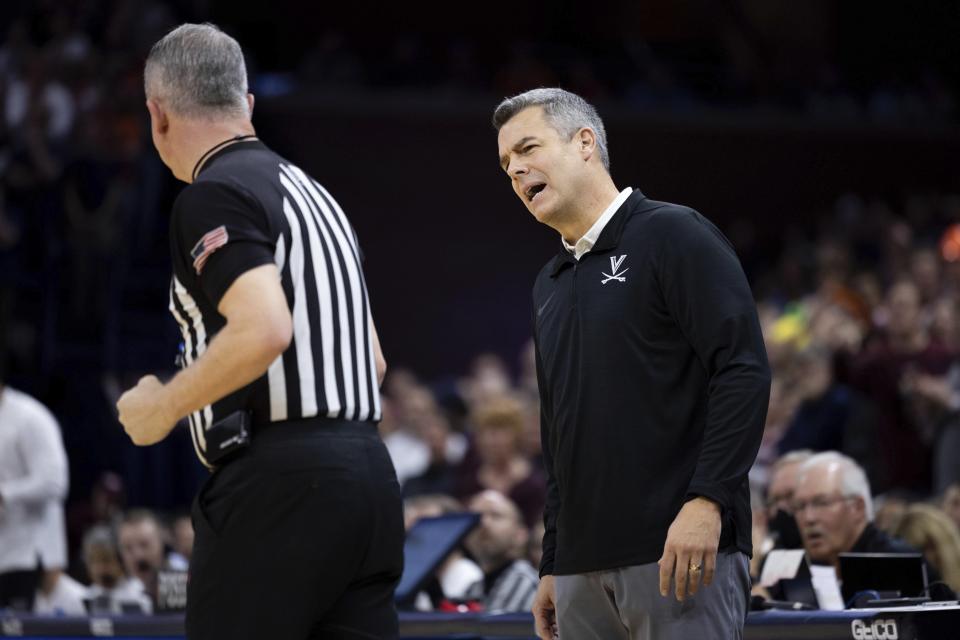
[167,139,381,467]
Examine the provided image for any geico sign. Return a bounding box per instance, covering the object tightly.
[851,618,899,640]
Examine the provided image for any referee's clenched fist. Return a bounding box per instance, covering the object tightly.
[116,375,175,446]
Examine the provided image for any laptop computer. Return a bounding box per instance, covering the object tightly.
[779,555,820,608]
[395,512,481,606]
[838,552,928,604]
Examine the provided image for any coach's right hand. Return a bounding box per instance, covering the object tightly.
[532,575,558,640]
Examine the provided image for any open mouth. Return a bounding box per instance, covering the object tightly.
[804,531,823,545]
[525,183,546,202]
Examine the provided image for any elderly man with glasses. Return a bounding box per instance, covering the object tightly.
[792,451,916,572]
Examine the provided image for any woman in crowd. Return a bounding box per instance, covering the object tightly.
[454,395,545,528]
[893,503,960,597]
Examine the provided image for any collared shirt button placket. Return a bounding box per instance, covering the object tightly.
[572,262,578,311]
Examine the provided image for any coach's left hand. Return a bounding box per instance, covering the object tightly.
[118,375,178,446]
[658,496,721,601]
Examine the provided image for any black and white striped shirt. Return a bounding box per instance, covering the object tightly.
[168,140,381,467]
[465,560,539,613]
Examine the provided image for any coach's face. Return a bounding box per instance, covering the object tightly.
[498,106,594,229]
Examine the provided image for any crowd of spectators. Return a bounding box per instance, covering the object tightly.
[2,0,960,619]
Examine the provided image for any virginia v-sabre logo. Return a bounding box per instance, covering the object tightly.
[602,255,629,284]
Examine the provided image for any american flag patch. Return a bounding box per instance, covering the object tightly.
[190,225,229,274]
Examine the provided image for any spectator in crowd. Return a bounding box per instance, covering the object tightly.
[893,503,960,596]
[403,408,462,498]
[851,280,954,493]
[33,569,86,615]
[454,395,545,528]
[943,483,960,532]
[793,452,915,572]
[116,509,186,605]
[403,494,482,611]
[83,525,152,614]
[458,353,513,409]
[910,247,943,307]
[898,363,960,493]
[751,451,811,591]
[776,346,876,461]
[463,490,539,613]
[170,512,193,564]
[872,492,911,534]
[765,450,813,550]
[0,382,69,612]
[930,296,960,350]
[383,381,466,487]
[66,471,126,581]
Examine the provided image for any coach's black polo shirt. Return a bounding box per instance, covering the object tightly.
[533,189,771,576]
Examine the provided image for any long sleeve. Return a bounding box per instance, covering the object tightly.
[0,401,69,506]
[534,313,560,577]
[655,210,771,512]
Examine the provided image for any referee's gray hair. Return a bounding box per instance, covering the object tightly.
[144,23,249,119]
[492,88,610,172]
[797,451,874,520]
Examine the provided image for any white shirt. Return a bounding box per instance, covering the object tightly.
[34,574,88,616]
[562,187,633,260]
[439,556,484,598]
[384,429,467,486]
[412,555,484,611]
[5,80,75,139]
[0,387,70,572]
[86,578,153,614]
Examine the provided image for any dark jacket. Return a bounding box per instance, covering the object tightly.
[533,190,771,576]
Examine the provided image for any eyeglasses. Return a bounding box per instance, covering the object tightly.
[766,494,793,511]
[790,495,857,514]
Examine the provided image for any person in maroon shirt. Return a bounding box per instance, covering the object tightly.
[455,395,545,528]
[852,279,954,493]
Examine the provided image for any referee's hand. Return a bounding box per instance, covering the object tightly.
[118,375,177,446]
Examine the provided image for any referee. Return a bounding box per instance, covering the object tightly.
[117,24,403,640]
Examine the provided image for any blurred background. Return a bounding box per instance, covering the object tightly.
[1,0,960,614]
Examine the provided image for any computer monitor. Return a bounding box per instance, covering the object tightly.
[779,556,819,608]
[838,552,928,604]
[395,512,481,606]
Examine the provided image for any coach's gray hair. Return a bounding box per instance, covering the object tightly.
[798,451,874,520]
[144,23,249,119]
[492,88,610,172]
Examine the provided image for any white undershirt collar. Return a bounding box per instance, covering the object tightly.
[562,187,633,260]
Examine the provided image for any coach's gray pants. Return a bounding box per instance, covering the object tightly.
[554,551,750,640]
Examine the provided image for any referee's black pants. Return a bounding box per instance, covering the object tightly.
[185,419,404,640]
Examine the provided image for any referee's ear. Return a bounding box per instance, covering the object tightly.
[246,93,255,118]
[146,98,168,138]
